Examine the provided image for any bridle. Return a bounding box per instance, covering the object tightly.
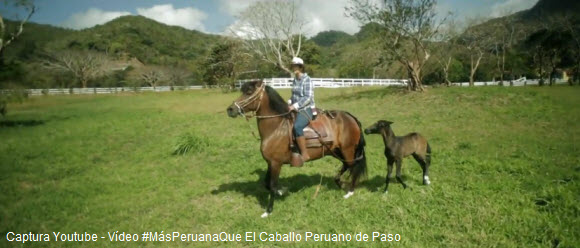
[232,83,291,120]
[232,83,292,140]
[232,83,265,119]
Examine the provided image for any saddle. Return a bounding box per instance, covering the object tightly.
[291,109,334,148]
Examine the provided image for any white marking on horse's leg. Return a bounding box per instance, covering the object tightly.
[261,212,270,218]
[384,190,388,195]
[343,191,354,199]
[424,176,431,185]
[277,189,284,196]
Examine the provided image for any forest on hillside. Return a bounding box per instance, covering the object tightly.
[0,0,579,91]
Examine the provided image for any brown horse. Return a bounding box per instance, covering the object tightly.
[226,81,367,218]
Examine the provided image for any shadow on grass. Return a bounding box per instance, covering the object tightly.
[0,119,45,127]
[211,169,340,208]
[320,87,408,102]
[210,169,420,208]
[359,175,420,192]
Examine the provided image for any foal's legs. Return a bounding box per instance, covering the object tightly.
[412,153,430,185]
[384,158,394,193]
[263,161,282,218]
[395,160,407,189]
[335,163,348,188]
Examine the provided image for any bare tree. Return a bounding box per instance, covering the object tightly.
[434,17,460,86]
[139,66,166,89]
[166,67,190,87]
[229,0,306,75]
[490,14,520,86]
[0,0,36,57]
[555,14,580,85]
[42,51,109,88]
[347,0,447,91]
[461,19,492,87]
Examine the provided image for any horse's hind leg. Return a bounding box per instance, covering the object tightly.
[395,160,407,189]
[335,163,348,188]
[341,147,356,199]
[412,153,430,185]
[385,158,394,194]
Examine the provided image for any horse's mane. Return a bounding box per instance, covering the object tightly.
[241,81,290,118]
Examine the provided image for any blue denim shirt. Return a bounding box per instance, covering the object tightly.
[290,73,314,110]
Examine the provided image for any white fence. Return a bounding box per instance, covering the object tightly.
[237,78,409,88]
[4,86,203,96]
[451,77,568,87]
[4,77,568,96]
[7,78,409,96]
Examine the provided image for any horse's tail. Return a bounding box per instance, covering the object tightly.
[426,142,432,165]
[345,112,367,181]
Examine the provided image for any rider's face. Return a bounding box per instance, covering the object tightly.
[292,65,302,75]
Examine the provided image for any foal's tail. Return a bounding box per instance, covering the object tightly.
[346,112,367,181]
[426,142,432,165]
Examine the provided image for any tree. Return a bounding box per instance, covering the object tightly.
[490,14,527,86]
[229,0,306,75]
[129,65,167,89]
[347,0,447,91]
[434,17,460,86]
[0,0,36,59]
[42,50,110,88]
[557,15,580,84]
[166,67,190,87]
[460,19,492,87]
[203,39,251,90]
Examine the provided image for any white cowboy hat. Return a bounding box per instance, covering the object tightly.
[291,57,304,65]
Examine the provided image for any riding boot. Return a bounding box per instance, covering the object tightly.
[296,136,310,162]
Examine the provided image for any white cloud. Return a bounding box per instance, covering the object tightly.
[302,0,360,36]
[62,4,208,31]
[136,4,208,31]
[62,8,130,30]
[490,0,538,18]
[220,0,360,37]
[218,0,261,16]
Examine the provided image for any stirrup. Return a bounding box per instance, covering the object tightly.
[290,153,304,167]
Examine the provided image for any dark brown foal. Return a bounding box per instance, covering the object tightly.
[364,120,431,194]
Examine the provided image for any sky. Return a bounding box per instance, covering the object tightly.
[0,0,540,36]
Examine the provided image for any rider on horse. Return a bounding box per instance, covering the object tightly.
[288,57,315,164]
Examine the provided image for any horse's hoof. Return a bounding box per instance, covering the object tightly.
[261,212,270,218]
[277,189,284,196]
[343,191,354,199]
[423,176,431,185]
[384,190,388,195]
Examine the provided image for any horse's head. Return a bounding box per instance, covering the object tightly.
[227,81,266,118]
[364,120,393,134]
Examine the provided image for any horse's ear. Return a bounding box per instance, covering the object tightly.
[386,121,394,126]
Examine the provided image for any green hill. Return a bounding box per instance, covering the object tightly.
[1,20,74,61]
[46,15,220,66]
[311,30,354,47]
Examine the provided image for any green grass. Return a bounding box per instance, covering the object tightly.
[1,86,579,247]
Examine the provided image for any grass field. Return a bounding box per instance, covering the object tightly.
[1,86,579,247]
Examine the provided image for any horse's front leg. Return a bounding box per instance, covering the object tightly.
[264,166,271,191]
[262,161,282,218]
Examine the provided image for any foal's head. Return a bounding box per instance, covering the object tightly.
[364,120,394,135]
[226,81,266,118]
